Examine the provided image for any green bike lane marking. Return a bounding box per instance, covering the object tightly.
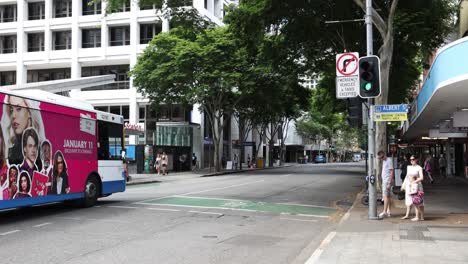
[140,196,336,217]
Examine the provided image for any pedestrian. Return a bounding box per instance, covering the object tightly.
[401,155,425,221]
[438,154,446,178]
[192,153,197,171]
[377,151,394,218]
[233,154,238,170]
[424,156,434,184]
[400,154,411,183]
[161,152,168,175]
[154,153,161,175]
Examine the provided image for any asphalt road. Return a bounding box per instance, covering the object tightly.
[0,163,364,264]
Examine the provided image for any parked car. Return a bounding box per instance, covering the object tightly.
[315,155,326,163]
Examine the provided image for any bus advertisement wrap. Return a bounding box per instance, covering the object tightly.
[0,94,97,203]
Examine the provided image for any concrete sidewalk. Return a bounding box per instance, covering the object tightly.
[126,163,295,185]
[309,177,468,264]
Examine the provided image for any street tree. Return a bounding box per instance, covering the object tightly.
[131,26,248,172]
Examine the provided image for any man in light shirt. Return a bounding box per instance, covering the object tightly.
[378,151,394,218]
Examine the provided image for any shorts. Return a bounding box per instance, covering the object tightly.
[382,182,391,197]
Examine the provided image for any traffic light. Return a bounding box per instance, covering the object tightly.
[347,97,364,128]
[358,55,381,98]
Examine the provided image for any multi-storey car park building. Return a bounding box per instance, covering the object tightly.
[0,0,234,173]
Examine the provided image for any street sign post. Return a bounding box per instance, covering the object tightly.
[336,76,359,98]
[373,104,409,122]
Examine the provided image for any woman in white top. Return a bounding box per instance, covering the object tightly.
[401,155,425,221]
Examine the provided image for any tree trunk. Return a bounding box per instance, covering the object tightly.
[374,31,393,189]
[269,123,274,167]
[238,118,244,170]
[212,114,224,172]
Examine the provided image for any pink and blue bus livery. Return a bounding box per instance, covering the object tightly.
[0,89,125,210]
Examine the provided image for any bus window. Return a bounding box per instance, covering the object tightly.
[97,121,123,160]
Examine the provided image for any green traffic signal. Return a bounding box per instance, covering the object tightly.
[364,82,372,91]
[358,56,381,98]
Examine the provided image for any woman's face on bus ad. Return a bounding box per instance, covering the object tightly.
[20,175,28,192]
[8,96,31,136]
[57,156,64,173]
[9,169,17,184]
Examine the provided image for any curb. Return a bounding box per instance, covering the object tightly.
[200,164,295,177]
[126,164,295,185]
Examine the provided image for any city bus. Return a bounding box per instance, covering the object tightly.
[0,88,125,210]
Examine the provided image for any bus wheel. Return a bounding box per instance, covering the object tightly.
[82,176,100,207]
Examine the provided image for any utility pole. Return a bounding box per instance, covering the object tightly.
[366,0,378,220]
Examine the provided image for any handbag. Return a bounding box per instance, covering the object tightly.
[409,183,418,195]
[412,191,424,205]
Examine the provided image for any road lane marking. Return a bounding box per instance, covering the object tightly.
[277,203,335,209]
[0,230,21,236]
[135,179,265,204]
[137,196,335,218]
[135,203,259,213]
[57,216,129,224]
[297,214,328,218]
[280,174,293,178]
[182,179,265,195]
[280,218,318,223]
[188,210,224,216]
[146,208,180,212]
[33,223,52,228]
[175,195,245,202]
[304,231,337,264]
[107,205,139,209]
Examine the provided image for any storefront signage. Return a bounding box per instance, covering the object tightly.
[124,123,145,135]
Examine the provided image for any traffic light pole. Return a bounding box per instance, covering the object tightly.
[366,0,378,220]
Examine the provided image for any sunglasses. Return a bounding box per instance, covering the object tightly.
[410,158,416,161]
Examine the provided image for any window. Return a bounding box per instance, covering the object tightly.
[109,26,130,46]
[139,106,145,119]
[204,0,208,9]
[27,68,71,83]
[82,0,101,15]
[53,31,71,50]
[140,23,162,44]
[157,104,187,122]
[0,71,16,85]
[81,65,130,90]
[0,35,16,53]
[98,121,123,160]
[27,33,45,52]
[54,0,72,18]
[28,2,45,20]
[122,105,129,120]
[82,28,101,48]
[0,5,17,23]
[115,0,130,12]
[95,106,108,112]
[139,3,154,10]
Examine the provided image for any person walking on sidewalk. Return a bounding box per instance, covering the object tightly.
[154,154,161,175]
[191,153,197,171]
[424,156,434,184]
[438,155,446,178]
[161,152,168,175]
[378,151,394,218]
